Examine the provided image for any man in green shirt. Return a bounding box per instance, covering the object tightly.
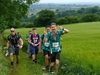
[46,23,69,75]
[40,25,51,71]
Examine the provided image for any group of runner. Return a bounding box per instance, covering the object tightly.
[5,23,69,75]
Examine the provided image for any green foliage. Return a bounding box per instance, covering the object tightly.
[81,14,100,22]
[57,16,80,25]
[34,10,56,27]
[56,6,100,18]
[65,16,80,24]
[0,0,39,33]
[56,18,67,25]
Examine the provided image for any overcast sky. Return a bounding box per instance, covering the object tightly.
[39,0,100,3]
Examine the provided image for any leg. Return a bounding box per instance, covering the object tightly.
[9,46,15,67]
[32,54,35,61]
[27,43,30,53]
[10,53,13,63]
[55,59,60,73]
[16,55,19,64]
[15,47,19,64]
[10,53,14,67]
[35,47,39,63]
[30,45,36,63]
[45,54,49,67]
[49,53,55,73]
[43,50,50,67]
[55,52,60,74]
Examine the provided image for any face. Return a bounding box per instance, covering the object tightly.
[51,24,56,32]
[10,28,15,35]
[29,31,32,34]
[46,27,50,33]
[32,30,37,34]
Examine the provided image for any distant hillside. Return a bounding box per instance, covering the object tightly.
[28,3,100,16]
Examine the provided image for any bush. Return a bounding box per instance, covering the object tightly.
[21,22,34,28]
[56,18,67,25]
[81,14,100,22]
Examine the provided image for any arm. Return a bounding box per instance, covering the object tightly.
[43,31,47,43]
[19,38,23,49]
[6,40,10,49]
[38,39,43,53]
[28,36,35,46]
[57,25,69,34]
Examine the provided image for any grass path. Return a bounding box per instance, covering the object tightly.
[0,34,50,75]
[8,49,47,75]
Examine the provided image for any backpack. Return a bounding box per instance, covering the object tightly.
[8,34,20,45]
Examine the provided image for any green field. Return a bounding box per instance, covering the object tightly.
[2,22,100,75]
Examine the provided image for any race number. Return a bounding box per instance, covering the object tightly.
[52,42,59,48]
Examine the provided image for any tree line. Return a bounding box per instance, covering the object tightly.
[1,1,100,33]
[0,0,39,33]
[21,6,100,27]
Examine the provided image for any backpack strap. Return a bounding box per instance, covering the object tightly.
[41,34,44,41]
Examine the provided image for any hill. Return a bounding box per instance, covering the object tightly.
[1,22,100,75]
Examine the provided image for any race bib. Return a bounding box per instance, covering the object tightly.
[52,42,59,48]
[44,42,49,47]
[34,39,37,43]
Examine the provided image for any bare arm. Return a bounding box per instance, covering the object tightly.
[43,31,47,43]
[57,25,69,34]
[63,28,69,34]
[18,38,23,49]
[6,40,10,49]
[38,39,43,53]
[19,38,23,46]
[28,37,32,44]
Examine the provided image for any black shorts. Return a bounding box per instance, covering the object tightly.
[50,52,60,62]
[43,50,50,56]
[10,45,19,55]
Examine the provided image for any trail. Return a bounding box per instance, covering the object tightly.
[8,50,46,75]
[0,34,53,75]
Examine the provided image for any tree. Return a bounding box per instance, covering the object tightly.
[65,16,80,24]
[34,10,56,27]
[0,0,39,33]
[56,18,67,25]
[81,14,99,22]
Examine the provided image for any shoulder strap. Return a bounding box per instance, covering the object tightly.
[41,34,44,40]
[57,31,60,36]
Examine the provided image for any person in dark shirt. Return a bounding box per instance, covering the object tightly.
[6,28,23,67]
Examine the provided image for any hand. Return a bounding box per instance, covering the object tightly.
[34,44,38,46]
[31,43,35,46]
[57,25,63,30]
[44,31,47,36]
[19,45,23,49]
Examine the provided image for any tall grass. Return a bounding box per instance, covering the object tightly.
[3,22,100,75]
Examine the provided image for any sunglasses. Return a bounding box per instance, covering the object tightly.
[11,31,14,32]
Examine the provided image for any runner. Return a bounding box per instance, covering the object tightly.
[17,32,22,38]
[6,28,23,67]
[46,23,69,75]
[28,28,40,64]
[25,30,32,54]
[40,25,51,71]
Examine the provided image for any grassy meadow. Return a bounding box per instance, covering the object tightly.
[2,22,100,75]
